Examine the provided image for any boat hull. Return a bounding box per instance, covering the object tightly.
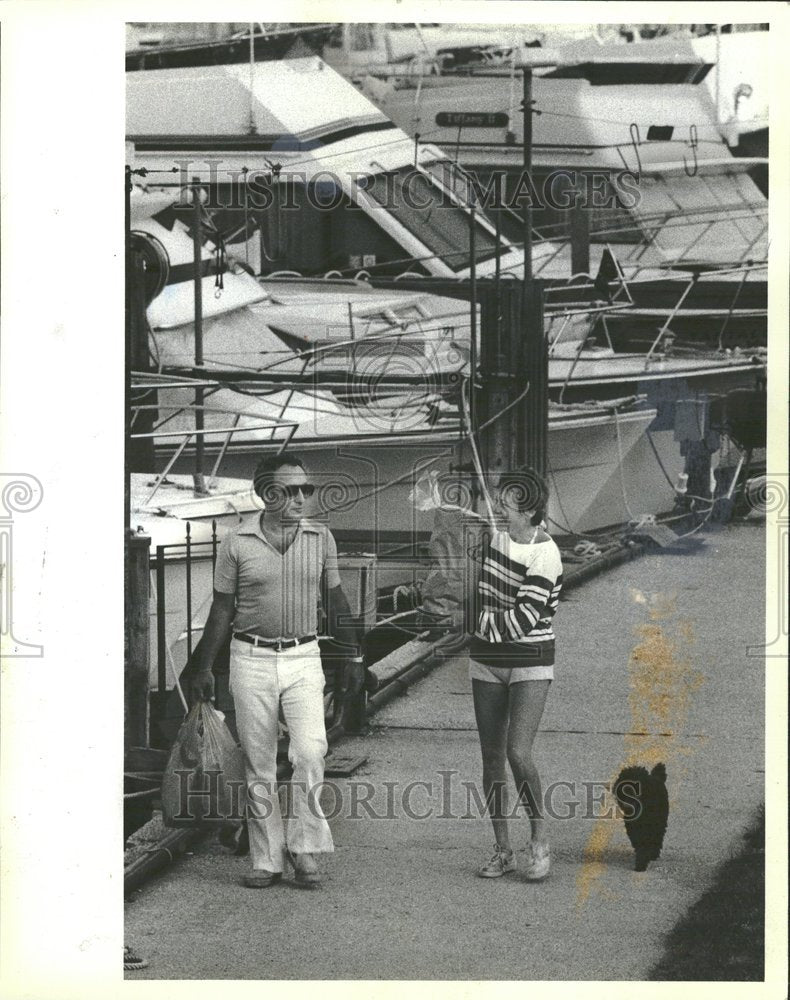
[159,404,681,538]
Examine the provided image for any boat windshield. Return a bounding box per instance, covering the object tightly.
[628,171,767,264]
[362,166,502,271]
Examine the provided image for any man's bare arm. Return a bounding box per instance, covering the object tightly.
[191,590,236,701]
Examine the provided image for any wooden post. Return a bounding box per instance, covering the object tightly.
[125,531,151,749]
[570,195,590,278]
[479,279,546,478]
[480,283,520,478]
[128,251,151,373]
[128,251,157,471]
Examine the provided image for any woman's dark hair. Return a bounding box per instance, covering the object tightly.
[498,466,549,526]
[253,452,305,501]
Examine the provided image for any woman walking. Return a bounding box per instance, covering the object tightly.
[468,466,563,881]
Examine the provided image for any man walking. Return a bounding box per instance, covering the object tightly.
[191,453,363,888]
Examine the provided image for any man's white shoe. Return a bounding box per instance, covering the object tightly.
[289,851,321,888]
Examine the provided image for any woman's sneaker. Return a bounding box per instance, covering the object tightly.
[523,841,550,881]
[478,844,516,878]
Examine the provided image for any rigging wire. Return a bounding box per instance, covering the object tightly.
[459,377,496,528]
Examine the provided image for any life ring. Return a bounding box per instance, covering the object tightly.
[129,231,170,303]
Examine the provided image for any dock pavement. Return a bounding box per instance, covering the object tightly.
[125,520,765,980]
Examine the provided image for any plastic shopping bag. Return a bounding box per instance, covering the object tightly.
[421,506,490,633]
[161,701,246,828]
[411,469,492,634]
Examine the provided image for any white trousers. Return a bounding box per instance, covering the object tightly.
[229,638,333,872]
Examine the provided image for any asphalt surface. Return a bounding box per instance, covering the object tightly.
[125,521,765,980]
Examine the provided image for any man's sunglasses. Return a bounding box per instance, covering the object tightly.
[273,483,315,499]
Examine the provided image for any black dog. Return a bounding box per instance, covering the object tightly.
[613,763,669,871]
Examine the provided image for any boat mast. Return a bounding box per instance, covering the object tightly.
[469,192,477,431]
[522,64,533,283]
[714,23,721,128]
[125,165,132,529]
[192,177,207,494]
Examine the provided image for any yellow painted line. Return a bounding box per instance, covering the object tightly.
[576,591,705,909]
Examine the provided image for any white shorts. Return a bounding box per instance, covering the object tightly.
[469,658,554,685]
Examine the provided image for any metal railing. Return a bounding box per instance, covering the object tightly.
[151,522,220,724]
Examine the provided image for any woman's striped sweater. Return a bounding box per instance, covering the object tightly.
[470,529,563,668]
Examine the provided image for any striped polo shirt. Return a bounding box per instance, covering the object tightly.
[469,528,563,668]
[213,515,342,638]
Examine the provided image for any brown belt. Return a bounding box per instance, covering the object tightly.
[232,632,317,651]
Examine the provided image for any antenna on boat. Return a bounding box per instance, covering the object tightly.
[247,23,258,135]
[414,23,431,59]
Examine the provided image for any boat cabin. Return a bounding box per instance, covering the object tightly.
[126,56,530,280]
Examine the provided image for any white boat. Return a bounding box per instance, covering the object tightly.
[340,22,768,150]
[127,51,767,359]
[126,55,537,281]
[561,26,770,148]
[318,22,614,80]
[369,72,768,269]
[126,20,769,152]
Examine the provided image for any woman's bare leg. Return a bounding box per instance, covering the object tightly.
[472,679,511,851]
[506,679,551,845]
